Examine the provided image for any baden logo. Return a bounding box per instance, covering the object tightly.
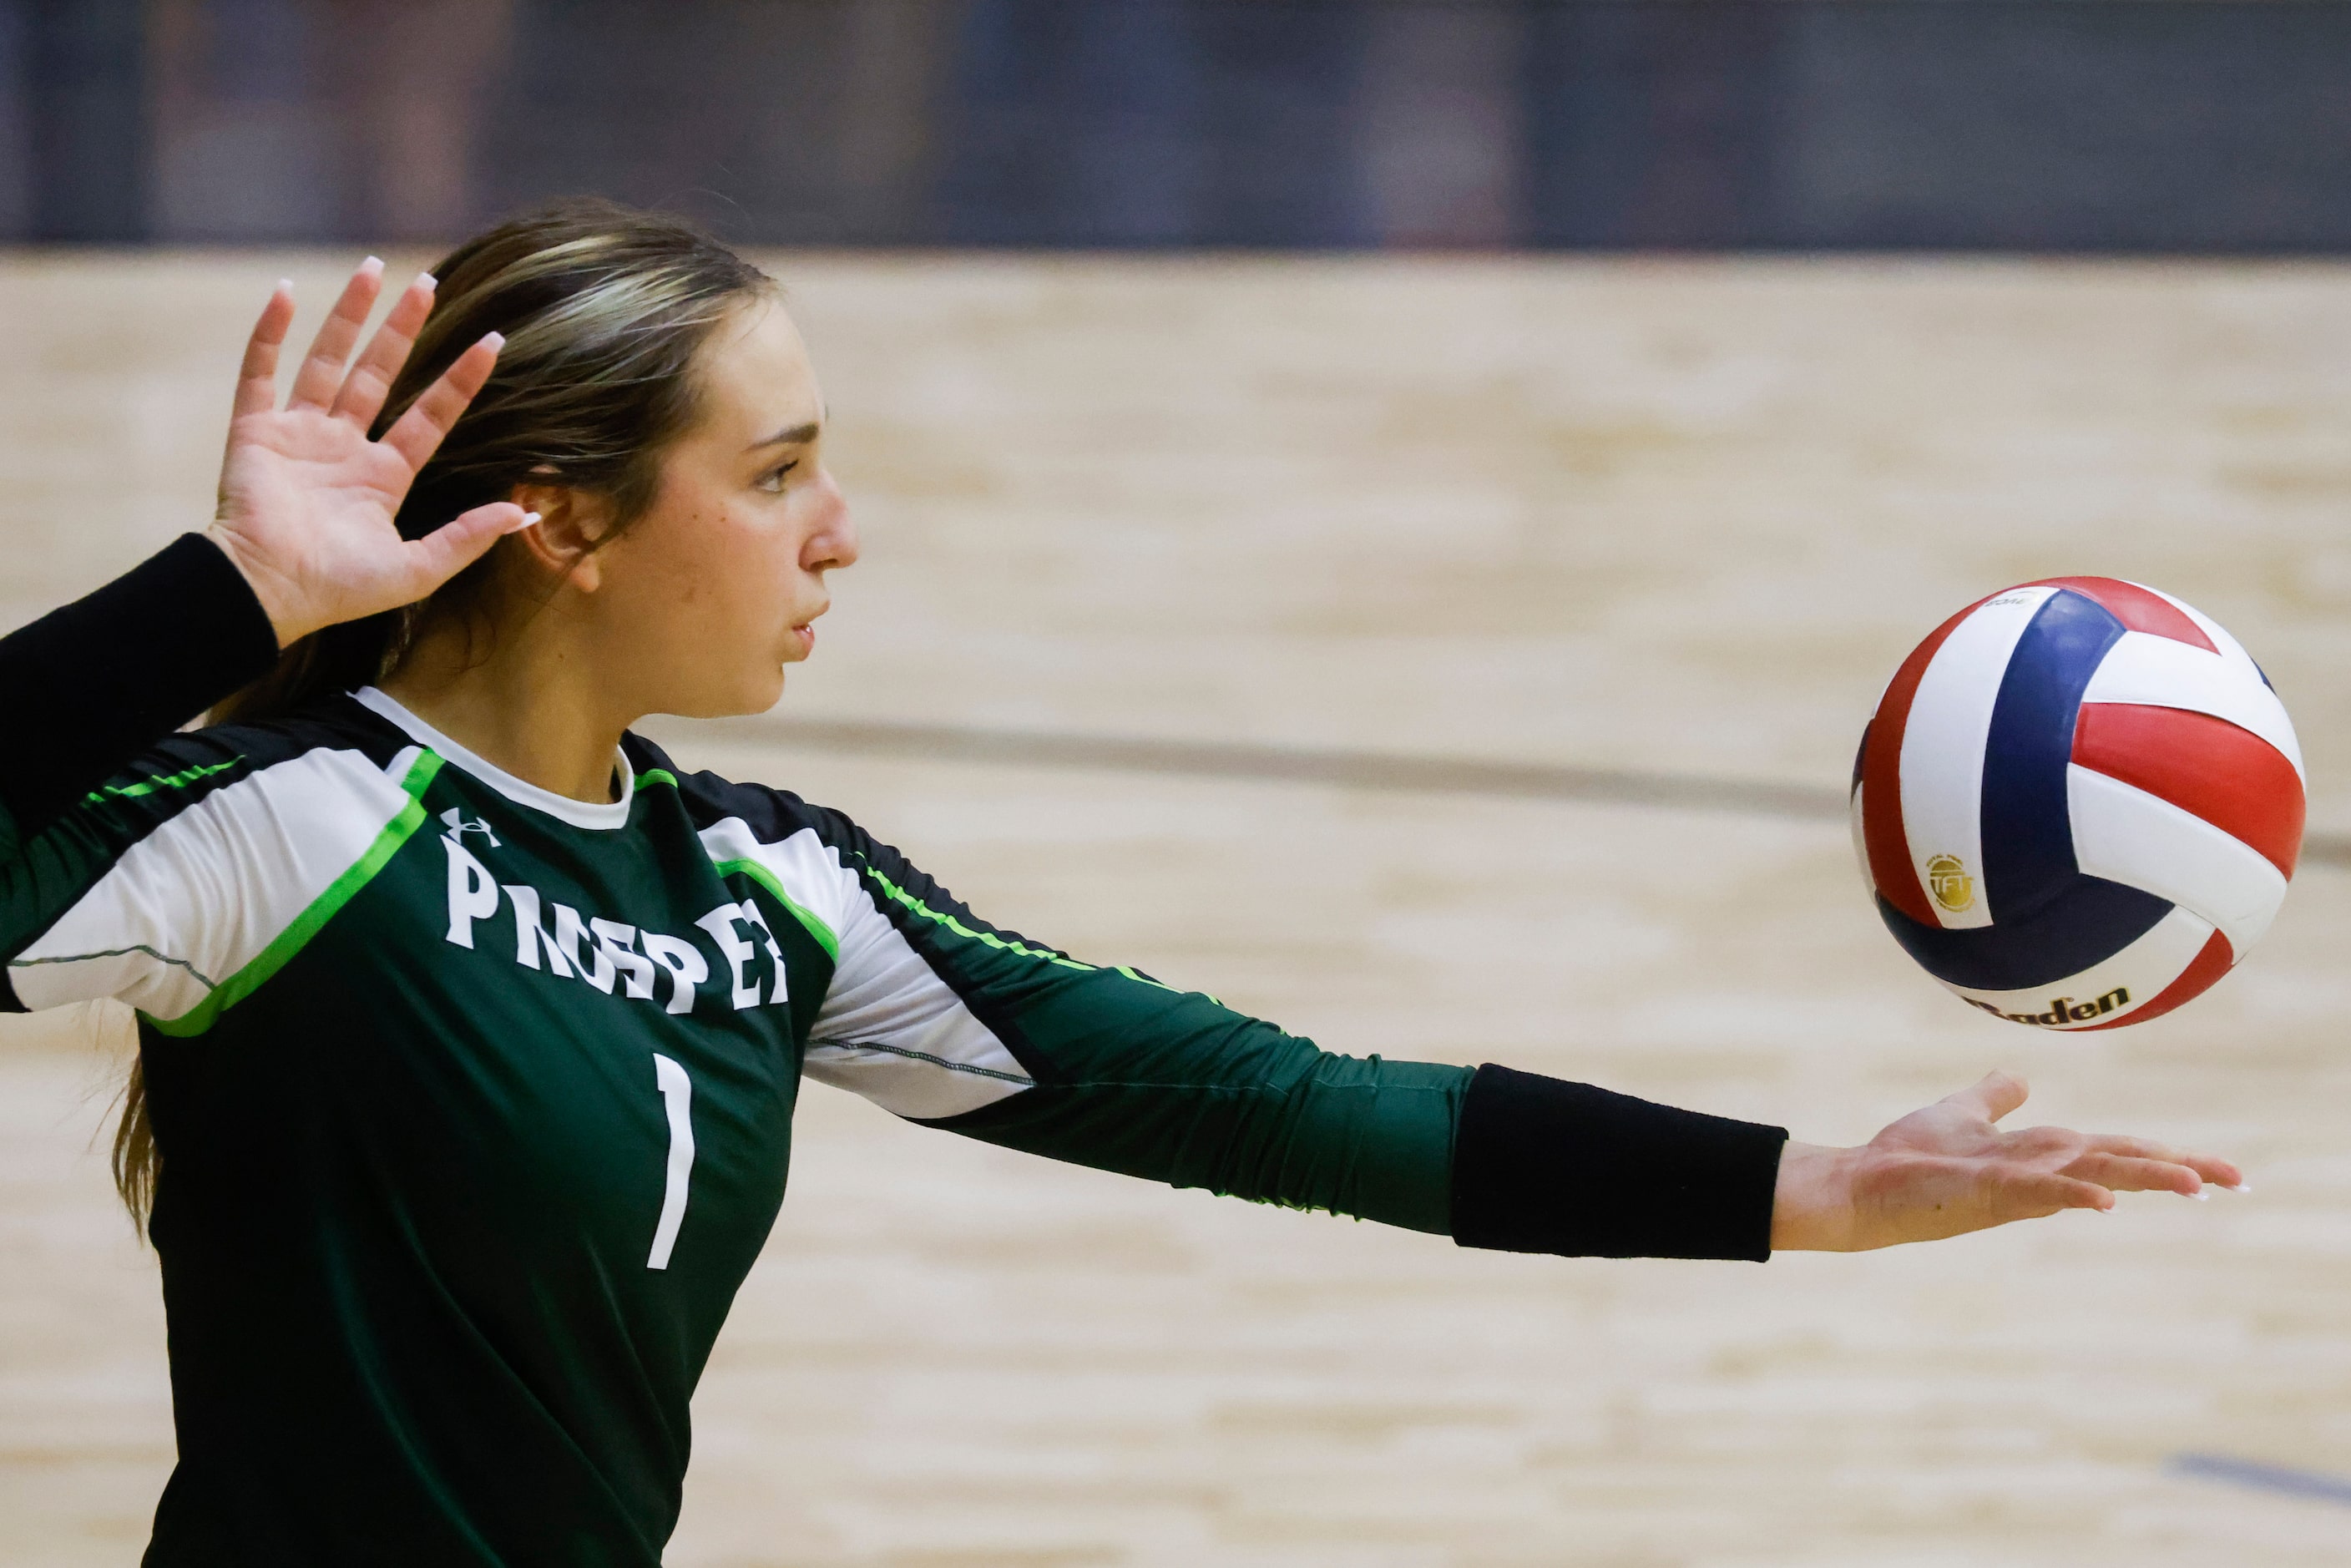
[1965,989,2130,1027]
[1925,853,1974,913]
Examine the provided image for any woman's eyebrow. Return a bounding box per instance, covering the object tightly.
[748,420,820,450]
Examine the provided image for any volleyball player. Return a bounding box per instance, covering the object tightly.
[0,201,2240,1564]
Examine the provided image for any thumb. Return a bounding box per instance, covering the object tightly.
[401,503,538,594]
[1946,1069,2030,1125]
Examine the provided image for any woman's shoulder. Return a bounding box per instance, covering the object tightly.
[193,690,413,765]
[619,731,865,849]
[88,690,415,810]
[619,731,822,822]
[65,692,448,865]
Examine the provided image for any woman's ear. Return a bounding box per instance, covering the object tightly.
[505,483,611,593]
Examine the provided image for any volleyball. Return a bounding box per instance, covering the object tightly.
[1853,578,2304,1029]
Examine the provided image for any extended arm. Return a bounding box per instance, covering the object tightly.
[795,811,2238,1261]
[796,808,1790,1259]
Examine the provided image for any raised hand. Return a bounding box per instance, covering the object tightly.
[204,257,533,649]
[1770,1070,2243,1252]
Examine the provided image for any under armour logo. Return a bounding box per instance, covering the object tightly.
[441,807,501,848]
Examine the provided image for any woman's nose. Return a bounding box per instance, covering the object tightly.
[806,469,859,571]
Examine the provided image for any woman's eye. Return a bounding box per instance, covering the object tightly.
[756,460,799,493]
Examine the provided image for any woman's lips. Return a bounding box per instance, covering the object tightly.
[788,623,816,656]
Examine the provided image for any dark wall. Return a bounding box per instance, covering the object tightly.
[7,0,2351,250]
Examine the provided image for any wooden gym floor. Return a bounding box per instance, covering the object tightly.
[3,252,2349,1564]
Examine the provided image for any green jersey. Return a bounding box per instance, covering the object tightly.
[0,538,1787,1565]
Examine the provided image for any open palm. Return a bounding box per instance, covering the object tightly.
[206,258,528,648]
[1775,1070,2243,1252]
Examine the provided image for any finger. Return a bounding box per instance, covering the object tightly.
[2078,1133,2189,1162]
[286,257,386,411]
[330,271,437,430]
[1945,1069,2030,1125]
[1999,1170,2113,1218]
[2063,1152,2205,1196]
[231,281,298,424]
[398,503,538,596]
[2190,1153,2247,1191]
[378,332,503,473]
[2080,1135,2245,1191]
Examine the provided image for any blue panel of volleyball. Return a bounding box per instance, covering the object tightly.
[1853,577,2303,1029]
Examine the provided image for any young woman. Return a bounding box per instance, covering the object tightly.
[1,201,2237,1565]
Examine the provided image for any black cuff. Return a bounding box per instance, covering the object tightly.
[0,534,281,831]
[1449,1064,1788,1262]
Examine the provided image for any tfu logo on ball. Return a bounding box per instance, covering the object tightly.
[1925,853,1975,913]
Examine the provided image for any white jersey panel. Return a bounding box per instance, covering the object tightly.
[2067,764,2288,958]
[2080,630,2304,781]
[809,867,1036,1119]
[695,817,861,951]
[10,746,419,1019]
[695,819,1034,1120]
[1897,586,2056,930]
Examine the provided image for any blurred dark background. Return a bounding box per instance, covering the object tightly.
[8,0,2351,251]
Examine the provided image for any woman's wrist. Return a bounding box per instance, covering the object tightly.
[201,522,300,649]
[1770,1141,1859,1253]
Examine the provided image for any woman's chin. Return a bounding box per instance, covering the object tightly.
[666,667,789,721]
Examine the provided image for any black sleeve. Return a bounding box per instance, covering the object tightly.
[0,534,281,835]
[1449,1064,1789,1262]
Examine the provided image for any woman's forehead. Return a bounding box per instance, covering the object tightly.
[701,301,818,433]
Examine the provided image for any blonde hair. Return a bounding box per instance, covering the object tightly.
[114,197,776,1232]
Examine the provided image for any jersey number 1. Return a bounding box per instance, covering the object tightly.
[648,1055,695,1270]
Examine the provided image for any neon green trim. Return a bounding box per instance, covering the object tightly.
[84,755,245,807]
[710,857,838,959]
[859,860,1095,972]
[1109,964,1218,1004]
[635,767,680,789]
[144,752,445,1038]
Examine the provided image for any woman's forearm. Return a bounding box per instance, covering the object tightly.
[0,535,279,837]
[1449,1065,1787,1261]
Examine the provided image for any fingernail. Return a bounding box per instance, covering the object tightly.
[416,271,437,291]
[361,255,384,273]
[2230,1181,2253,1195]
[2189,1188,2210,1201]
[276,278,294,292]
[514,511,542,531]
[481,331,506,352]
